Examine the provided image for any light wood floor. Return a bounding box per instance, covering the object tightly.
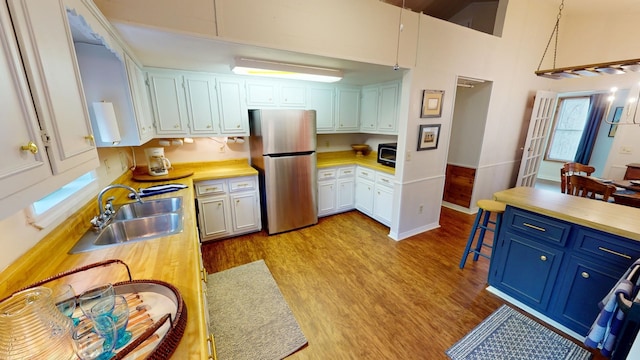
[201,207,605,359]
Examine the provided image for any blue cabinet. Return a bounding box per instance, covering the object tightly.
[490,206,640,336]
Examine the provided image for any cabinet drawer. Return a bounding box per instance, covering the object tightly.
[318,168,337,180]
[196,180,227,196]
[375,173,394,188]
[357,167,375,181]
[229,177,256,192]
[504,207,571,246]
[573,228,640,267]
[338,167,355,178]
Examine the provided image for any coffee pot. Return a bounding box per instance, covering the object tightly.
[144,147,171,176]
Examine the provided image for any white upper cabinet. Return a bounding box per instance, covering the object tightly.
[245,79,306,108]
[360,80,399,134]
[124,54,155,143]
[184,74,220,135]
[0,2,52,202]
[335,87,360,132]
[147,71,189,135]
[307,86,335,133]
[217,77,249,135]
[8,0,98,174]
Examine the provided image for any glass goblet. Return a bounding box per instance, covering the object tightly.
[72,315,117,360]
[78,284,115,320]
[52,284,79,326]
[111,295,132,349]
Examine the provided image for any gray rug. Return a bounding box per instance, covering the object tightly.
[206,260,307,360]
[446,305,592,360]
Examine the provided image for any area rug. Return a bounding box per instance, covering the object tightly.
[446,305,592,360]
[206,259,307,360]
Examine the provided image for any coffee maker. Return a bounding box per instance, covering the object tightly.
[144,147,171,176]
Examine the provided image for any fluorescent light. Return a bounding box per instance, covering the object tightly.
[231,57,342,83]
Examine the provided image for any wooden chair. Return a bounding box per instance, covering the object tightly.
[567,174,616,201]
[560,162,596,194]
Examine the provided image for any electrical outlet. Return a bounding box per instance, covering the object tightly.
[406,151,411,162]
[103,159,111,173]
[418,204,423,214]
[325,141,330,148]
[620,146,633,154]
[119,152,128,171]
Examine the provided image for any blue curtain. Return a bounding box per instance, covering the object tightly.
[574,94,607,164]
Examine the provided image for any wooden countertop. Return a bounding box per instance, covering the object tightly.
[317,151,395,174]
[493,186,640,242]
[0,160,258,359]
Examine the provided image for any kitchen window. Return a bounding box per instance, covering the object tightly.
[25,171,98,229]
[545,96,591,162]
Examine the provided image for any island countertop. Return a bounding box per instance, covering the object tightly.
[493,186,640,242]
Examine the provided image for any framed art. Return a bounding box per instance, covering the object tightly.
[417,124,441,151]
[608,106,623,137]
[421,90,444,118]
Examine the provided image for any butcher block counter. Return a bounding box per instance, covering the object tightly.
[493,186,640,242]
[0,159,257,359]
[317,150,395,174]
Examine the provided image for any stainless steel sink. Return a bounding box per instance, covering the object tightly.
[113,197,183,220]
[69,196,184,254]
[94,213,183,245]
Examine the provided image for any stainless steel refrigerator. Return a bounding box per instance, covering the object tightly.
[249,109,318,235]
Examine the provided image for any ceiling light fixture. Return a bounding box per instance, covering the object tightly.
[231,57,343,83]
[535,1,640,79]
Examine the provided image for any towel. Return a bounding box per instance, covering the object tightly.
[584,259,640,356]
[128,183,188,199]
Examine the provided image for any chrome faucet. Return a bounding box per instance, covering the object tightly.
[91,184,142,229]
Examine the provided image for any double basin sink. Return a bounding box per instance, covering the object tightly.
[69,197,184,254]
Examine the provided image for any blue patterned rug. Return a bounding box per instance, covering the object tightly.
[446,305,592,360]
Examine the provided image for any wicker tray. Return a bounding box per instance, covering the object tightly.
[5,259,187,360]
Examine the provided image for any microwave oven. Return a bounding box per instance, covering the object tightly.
[377,143,397,167]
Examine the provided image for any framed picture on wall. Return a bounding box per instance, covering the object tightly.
[420,90,444,118]
[417,124,441,151]
[608,106,623,137]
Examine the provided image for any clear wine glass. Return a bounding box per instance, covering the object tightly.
[52,284,79,326]
[72,315,117,360]
[111,295,132,349]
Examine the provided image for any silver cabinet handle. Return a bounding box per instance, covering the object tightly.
[598,246,632,259]
[540,255,547,261]
[581,272,590,279]
[523,223,546,232]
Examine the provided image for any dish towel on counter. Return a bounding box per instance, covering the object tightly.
[584,259,640,357]
[128,183,188,199]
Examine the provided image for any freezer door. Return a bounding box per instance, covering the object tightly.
[250,109,316,154]
[263,153,317,234]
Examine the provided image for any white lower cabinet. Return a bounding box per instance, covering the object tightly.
[195,176,261,242]
[317,166,356,217]
[355,166,394,226]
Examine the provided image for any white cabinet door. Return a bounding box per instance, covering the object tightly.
[8,0,97,174]
[198,196,232,240]
[184,75,220,134]
[280,84,306,107]
[0,2,52,201]
[337,177,355,212]
[355,178,374,216]
[230,192,260,233]
[359,86,378,131]
[317,180,336,216]
[124,54,154,143]
[308,86,335,133]
[373,185,394,226]
[148,72,188,135]
[246,81,277,107]
[217,77,249,135]
[377,82,399,132]
[335,87,360,132]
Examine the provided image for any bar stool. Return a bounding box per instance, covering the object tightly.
[459,199,506,269]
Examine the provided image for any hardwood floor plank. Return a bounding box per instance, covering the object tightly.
[201,207,606,359]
